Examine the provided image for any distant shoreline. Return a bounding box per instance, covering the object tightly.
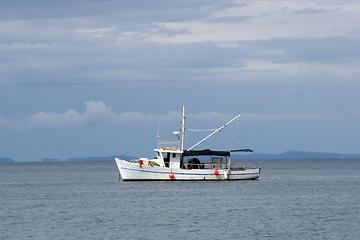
[1,151,360,162]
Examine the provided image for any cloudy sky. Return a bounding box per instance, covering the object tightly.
[1,0,359,161]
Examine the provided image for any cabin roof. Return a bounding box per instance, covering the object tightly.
[183,148,253,157]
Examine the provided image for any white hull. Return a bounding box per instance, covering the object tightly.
[116,158,260,181]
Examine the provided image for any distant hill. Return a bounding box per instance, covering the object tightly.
[0,157,14,162]
[67,155,137,161]
[2,151,359,162]
[234,150,360,159]
[67,151,360,161]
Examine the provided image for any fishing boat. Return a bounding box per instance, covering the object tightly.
[115,106,260,181]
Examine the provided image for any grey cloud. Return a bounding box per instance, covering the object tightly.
[203,16,253,23]
[1,0,359,86]
[1,36,359,85]
[241,37,360,63]
[0,0,230,22]
[292,8,325,15]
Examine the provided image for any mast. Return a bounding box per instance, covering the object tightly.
[181,105,185,150]
[187,114,241,151]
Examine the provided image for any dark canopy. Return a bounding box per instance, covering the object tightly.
[230,149,253,153]
[183,148,253,157]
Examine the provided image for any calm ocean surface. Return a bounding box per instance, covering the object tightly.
[1,159,359,239]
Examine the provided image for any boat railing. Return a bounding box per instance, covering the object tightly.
[185,162,223,170]
[129,159,140,163]
[229,162,259,170]
[157,138,181,150]
[128,158,259,170]
[184,162,259,170]
[129,158,149,163]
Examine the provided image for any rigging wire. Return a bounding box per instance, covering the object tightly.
[186,115,237,148]
[229,117,240,151]
[119,113,249,158]
[118,120,178,159]
[185,117,219,128]
[201,119,251,151]
[201,119,236,150]
[186,129,217,132]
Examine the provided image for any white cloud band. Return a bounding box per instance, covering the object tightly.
[1,101,359,130]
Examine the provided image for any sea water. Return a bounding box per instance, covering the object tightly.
[1,159,359,239]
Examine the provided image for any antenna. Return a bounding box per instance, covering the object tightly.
[157,120,161,138]
[181,105,185,150]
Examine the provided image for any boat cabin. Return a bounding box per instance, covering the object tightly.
[155,148,183,168]
[152,137,253,170]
